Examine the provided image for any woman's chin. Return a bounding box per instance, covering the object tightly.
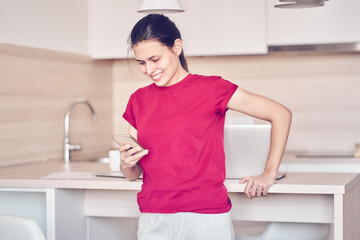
[153,79,168,87]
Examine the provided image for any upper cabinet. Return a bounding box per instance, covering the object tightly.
[89,0,360,59]
[2,0,360,57]
[267,0,360,45]
[183,0,267,56]
[0,0,88,55]
[89,0,144,59]
[89,0,267,59]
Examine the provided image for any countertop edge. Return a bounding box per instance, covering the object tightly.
[0,176,351,195]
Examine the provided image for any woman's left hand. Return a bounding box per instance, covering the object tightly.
[239,172,277,199]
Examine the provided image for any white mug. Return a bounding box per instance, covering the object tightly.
[109,149,121,172]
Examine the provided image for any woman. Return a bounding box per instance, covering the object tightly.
[120,14,292,240]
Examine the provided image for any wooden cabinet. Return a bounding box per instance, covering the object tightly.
[89,0,267,59]
[267,0,360,45]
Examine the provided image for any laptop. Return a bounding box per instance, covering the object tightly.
[224,125,285,180]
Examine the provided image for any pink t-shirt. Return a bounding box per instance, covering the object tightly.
[123,73,238,214]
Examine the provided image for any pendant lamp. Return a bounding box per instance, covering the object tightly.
[275,0,329,8]
[138,0,184,13]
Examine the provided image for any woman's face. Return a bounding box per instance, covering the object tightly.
[133,39,184,87]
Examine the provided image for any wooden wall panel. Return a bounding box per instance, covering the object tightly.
[0,44,113,166]
[113,53,360,153]
[112,60,148,136]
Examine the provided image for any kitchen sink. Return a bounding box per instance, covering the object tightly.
[71,157,110,164]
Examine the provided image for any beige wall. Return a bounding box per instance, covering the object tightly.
[113,53,360,154]
[1,43,358,167]
[0,44,113,166]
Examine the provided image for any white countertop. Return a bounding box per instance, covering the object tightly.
[1,158,360,195]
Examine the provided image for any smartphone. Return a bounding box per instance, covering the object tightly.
[112,134,144,150]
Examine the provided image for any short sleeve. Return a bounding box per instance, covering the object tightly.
[213,77,238,117]
[122,93,137,129]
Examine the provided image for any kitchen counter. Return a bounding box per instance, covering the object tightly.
[1,158,360,240]
[0,159,359,194]
[0,160,143,190]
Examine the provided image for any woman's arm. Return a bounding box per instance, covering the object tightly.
[227,87,292,199]
[119,124,148,181]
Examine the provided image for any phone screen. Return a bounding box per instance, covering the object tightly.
[112,134,144,150]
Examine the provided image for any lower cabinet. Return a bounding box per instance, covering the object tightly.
[0,188,47,235]
[88,217,138,240]
[0,188,139,240]
[0,186,345,240]
[0,188,87,240]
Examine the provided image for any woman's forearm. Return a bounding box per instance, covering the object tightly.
[120,162,143,181]
[264,106,292,178]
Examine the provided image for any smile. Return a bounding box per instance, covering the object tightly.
[151,72,163,81]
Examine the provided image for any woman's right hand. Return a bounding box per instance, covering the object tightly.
[119,144,149,169]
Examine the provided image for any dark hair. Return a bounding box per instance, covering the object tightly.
[129,14,188,71]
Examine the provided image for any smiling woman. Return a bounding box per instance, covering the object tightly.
[119,13,292,240]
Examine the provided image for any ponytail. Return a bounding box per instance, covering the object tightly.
[179,51,188,72]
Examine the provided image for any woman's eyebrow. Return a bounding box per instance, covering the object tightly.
[148,55,159,60]
[136,55,159,62]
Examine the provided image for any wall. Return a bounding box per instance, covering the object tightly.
[113,53,360,154]
[0,43,112,166]
[0,0,88,55]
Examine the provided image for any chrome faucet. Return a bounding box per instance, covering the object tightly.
[64,98,97,163]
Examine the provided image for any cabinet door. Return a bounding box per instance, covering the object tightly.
[268,0,360,45]
[185,0,267,56]
[90,0,267,59]
[89,0,144,59]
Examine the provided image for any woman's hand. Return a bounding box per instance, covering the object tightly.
[119,144,149,169]
[239,172,276,199]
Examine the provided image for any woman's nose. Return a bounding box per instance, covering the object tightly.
[146,62,156,75]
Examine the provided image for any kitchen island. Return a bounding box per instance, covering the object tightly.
[0,159,359,240]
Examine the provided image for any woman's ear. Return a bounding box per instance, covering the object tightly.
[172,39,183,56]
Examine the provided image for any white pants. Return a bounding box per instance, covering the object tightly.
[137,212,235,240]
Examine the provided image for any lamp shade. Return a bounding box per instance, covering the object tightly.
[138,0,184,13]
